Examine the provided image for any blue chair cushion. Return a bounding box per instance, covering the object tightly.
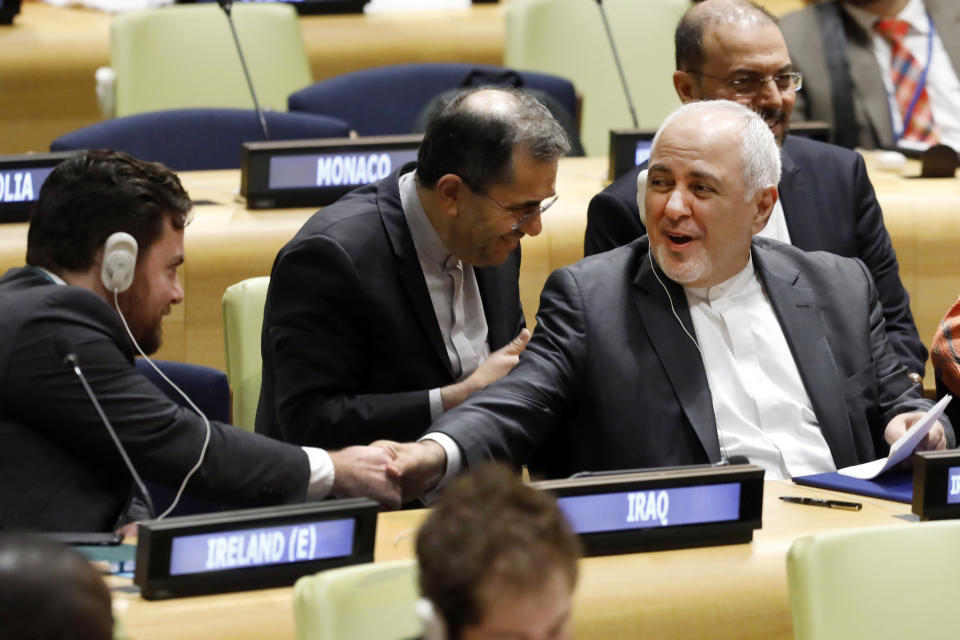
[288,63,578,138]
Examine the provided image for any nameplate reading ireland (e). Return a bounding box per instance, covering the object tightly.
[134,499,377,599]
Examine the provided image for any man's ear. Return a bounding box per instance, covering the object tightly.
[673,70,698,104]
[434,173,463,217]
[751,185,778,235]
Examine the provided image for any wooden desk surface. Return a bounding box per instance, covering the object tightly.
[0,2,503,154]
[111,480,913,640]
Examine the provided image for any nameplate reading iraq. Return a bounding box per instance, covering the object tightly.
[558,483,742,533]
[534,464,764,556]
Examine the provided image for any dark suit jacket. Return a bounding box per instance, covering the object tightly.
[256,168,525,449]
[583,135,927,375]
[781,0,960,150]
[428,238,949,478]
[0,268,309,532]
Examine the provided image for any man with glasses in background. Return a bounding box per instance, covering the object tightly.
[584,0,927,381]
[257,88,570,451]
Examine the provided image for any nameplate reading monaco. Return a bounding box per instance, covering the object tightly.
[0,152,73,223]
[534,464,764,556]
[912,450,960,520]
[134,499,378,599]
[240,134,421,209]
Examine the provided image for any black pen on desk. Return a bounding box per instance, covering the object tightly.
[779,496,862,511]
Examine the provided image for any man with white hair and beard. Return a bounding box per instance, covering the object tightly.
[374,100,950,499]
[583,0,927,381]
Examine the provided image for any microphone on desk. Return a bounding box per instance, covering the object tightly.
[214,0,271,141]
[56,337,157,520]
[594,0,638,128]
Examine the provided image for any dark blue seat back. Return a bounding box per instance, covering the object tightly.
[134,358,231,424]
[134,358,232,517]
[288,63,579,137]
[50,108,352,171]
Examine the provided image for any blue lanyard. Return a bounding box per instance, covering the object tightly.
[892,13,935,142]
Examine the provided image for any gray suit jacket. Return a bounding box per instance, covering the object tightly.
[781,0,960,149]
[428,238,951,478]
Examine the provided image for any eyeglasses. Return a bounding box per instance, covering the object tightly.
[688,70,803,96]
[474,189,559,231]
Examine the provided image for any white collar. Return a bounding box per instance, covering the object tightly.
[684,254,756,303]
[33,266,66,285]
[844,0,929,35]
[399,171,456,269]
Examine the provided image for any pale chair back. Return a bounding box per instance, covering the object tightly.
[787,520,960,640]
[106,3,312,117]
[504,0,689,156]
[293,559,421,640]
[222,276,270,432]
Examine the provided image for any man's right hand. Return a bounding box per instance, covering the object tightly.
[441,328,531,410]
[329,446,402,509]
[371,440,448,503]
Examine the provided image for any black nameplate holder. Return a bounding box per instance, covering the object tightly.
[176,0,369,15]
[240,134,421,209]
[607,129,657,182]
[913,450,960,520]
[134,498,378,600]
[0,152,74,224]
[534,464,764,557]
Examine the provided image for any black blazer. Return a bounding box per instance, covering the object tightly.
[0,268,309,532]
[428,238,949,479]
[583,135,927,376]
[256,168,525,449]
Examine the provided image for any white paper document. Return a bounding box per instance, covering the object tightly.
[838,394,952,479]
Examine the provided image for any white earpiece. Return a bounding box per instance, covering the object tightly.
[100,232,138,293]
[636,168,648,227]
[415,598,448,640]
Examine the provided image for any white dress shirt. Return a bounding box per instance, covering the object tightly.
[684,256,836,480]
[844,0,960,150]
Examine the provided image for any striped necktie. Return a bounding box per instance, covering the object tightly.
[874,18,939,145]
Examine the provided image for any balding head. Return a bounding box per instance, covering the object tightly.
[676,0,778,71]
[672,0,797,144]
[416,87,570,193]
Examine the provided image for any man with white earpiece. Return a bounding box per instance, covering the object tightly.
[0,150,401,533]
[375,100,951,501]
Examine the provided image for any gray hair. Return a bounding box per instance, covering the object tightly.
[651,100,781,200]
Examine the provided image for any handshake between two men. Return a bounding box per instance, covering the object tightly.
[329,328,532,509]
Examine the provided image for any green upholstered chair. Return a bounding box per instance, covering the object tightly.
[102,3,312,117]
[293,559,421,640]
[504,0,689,157]
[787,520,960,640]
[221,276,270,433]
